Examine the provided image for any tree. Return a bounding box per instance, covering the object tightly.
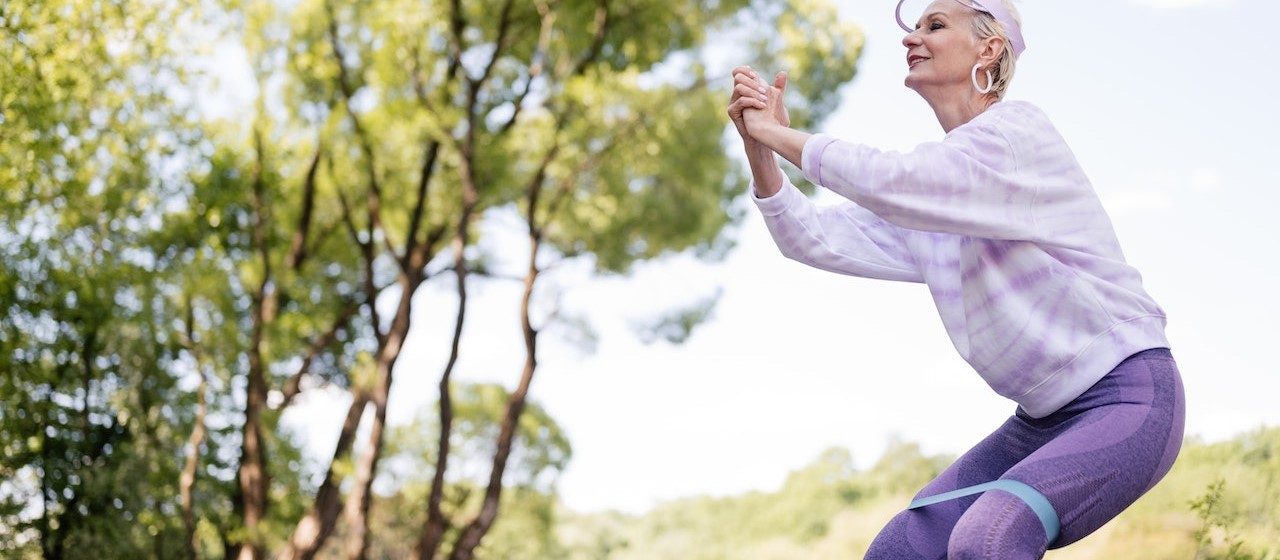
[418,1,865,557]
[339,382,572,560]
[174,125,364,559]
[3,0,866,557]
[0,1,212,557]
[208,0,865,557]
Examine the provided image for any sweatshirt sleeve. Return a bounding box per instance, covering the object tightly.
[800,125,1038,240]
[750,173,924,283]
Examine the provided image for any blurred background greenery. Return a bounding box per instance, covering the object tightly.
[1,0,1275,558]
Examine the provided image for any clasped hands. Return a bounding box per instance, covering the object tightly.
[726,65,791,149]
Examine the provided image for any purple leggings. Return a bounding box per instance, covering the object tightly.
[865,347,1185,559]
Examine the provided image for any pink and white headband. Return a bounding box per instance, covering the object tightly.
[895,0,1026,58]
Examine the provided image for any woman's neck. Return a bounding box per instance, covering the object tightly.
[922,89,1000,133]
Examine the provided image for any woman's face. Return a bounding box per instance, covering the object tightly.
[902,0,981,95]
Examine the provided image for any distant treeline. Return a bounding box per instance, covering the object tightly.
[551,427,1280,560]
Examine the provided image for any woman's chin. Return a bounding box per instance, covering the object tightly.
[903,73,939,92]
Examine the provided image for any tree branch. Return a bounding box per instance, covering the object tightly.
[177,296,208,560]
[409,222,450,280]
[524,140,561,237]
[285,142,324,271]
[569,0,610,78]
[304,219,340,263]
[277,300,359,410]
[403,140,442,270]
[494,0,556,136]
[469,0,517,95]
[337,188,384,348]
[326,0,402,265]
[542,101,652,228]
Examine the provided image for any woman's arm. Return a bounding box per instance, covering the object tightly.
[746,143,784,198]
[734,70,921,281]
[738,69,811,173]
[746,121,811,172]
[798,128,1043,240]
[750,172,924,283]
[728,66,792,198]
[743,80,1054,241]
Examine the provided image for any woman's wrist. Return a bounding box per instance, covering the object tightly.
[749,122,807,169]
[746,146,783,198]
[748,122,785,149]
[746,139,773,159]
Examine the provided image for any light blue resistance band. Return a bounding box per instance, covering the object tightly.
[907,479,1061,545]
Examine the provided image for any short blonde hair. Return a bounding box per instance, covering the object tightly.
[969,0,1022,99]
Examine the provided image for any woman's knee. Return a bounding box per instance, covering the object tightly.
[864,509,947,560]
[947,492,1049,560]
[864,512,916,559]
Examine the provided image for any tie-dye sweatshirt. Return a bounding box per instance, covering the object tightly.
[749,99,1169,418]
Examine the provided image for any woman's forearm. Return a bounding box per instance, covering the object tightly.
[747,143,784,198]
[750,123,810,171]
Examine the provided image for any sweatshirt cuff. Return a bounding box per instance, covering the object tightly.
[801,133,838,187]
[749,175,801,217]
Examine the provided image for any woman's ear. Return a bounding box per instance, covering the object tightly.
[979,35,1006,67]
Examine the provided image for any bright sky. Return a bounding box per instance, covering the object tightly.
[259,0,1280,515]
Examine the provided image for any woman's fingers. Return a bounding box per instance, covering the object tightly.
[729,66,793,136]
[727,98,756,120]
[732,65,762,84]
[727,96,767,119]
[731,80,767,104]
[735,83,768,102]
[735,71,768,93]
[731,67,769,97]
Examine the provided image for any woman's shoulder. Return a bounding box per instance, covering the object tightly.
[983,99,1051,126]
[960,99,1065,149]
[944,100,1048,141]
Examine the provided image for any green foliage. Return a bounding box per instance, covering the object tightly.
[4,0,867,556]
[852,435,954,500]
[553,441,951,560]
[386,382,573,493]
[366,382,573,559]
[546,67,743,274]
[632,287,723,345]
[1,0,210,557]
[555,428,1280,560]
[1190,478,1258,560]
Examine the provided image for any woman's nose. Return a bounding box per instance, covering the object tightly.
[902,31,922,48]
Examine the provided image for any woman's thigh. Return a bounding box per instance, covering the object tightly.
[866,348,1186,559]
[864,415,1050,559]
[949,349,1186,557]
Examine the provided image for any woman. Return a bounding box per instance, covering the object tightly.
[726,0,1186,558]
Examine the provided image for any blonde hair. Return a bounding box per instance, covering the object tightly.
[968,0,1022,100]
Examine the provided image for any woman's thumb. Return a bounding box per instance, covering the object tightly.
[774,70,788,91]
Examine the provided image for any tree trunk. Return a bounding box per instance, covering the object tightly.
[342,274,419,560]
[180,364,208,560]
[232,339,270,560]
[341,389,389,560]
[276,390,370,559]
[415,210,473,560]
[230,128,275,560]
[448,233,542,560]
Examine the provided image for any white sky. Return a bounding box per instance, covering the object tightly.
[236,0,1280,515]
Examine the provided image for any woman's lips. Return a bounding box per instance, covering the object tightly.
[909,57,930,68]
